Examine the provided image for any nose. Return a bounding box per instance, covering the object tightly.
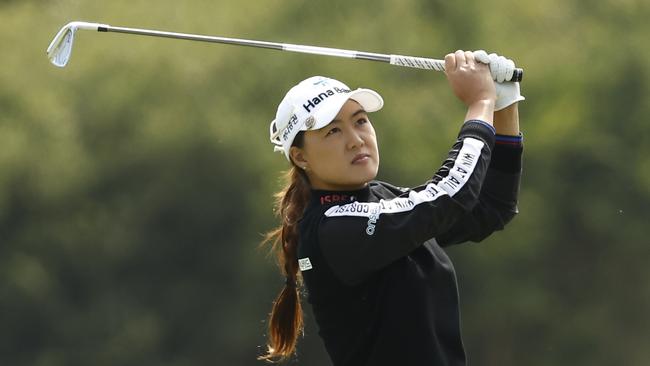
[346,129,365,150]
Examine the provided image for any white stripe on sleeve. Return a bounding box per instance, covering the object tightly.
[324,137,485,219]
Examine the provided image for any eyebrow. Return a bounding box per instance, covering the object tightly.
[331,108,367,123]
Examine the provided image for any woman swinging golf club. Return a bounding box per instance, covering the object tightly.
[260,49,524,366]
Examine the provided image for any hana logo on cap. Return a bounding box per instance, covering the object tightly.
[269,76,384,161]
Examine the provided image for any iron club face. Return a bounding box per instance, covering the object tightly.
[46,22,105,67]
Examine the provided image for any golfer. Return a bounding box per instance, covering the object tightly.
[260,50,524,365]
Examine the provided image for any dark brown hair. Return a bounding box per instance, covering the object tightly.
[259,133,310,362]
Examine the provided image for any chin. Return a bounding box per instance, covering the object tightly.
[355,166,378,185]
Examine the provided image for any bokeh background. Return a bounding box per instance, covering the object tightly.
[2,0,649,365]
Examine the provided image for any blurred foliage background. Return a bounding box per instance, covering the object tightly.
[1,0,649,365]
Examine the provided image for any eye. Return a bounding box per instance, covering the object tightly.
[356,118,369,125]
[325,127,341,136]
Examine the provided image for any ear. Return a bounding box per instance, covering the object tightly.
[289,146,308,168]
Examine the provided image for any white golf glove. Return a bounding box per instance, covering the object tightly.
[473,50,525,111]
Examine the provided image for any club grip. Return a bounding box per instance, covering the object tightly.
[390,54,524,82]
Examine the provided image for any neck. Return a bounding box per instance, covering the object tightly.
[309,181,369,191]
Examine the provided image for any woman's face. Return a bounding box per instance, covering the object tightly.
[291,99,380,191]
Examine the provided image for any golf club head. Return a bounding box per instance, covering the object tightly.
[46,22,105,67]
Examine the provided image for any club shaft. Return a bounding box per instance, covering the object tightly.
[101,25,391,63]
[97,24,522,81]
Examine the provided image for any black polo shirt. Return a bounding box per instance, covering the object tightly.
[296,121,523,366]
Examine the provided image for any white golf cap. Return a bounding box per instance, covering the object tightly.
[270,76,384,160]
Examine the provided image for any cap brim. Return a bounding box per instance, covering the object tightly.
[349,88,384,113]
[310,88,384,131]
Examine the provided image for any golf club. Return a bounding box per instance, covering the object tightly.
[46,21,523,82]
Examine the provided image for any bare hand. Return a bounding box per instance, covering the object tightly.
[445,50,496,107]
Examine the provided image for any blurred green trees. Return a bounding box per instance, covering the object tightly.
[1,0,649,365]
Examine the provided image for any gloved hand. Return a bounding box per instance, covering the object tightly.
[473,50,525,111]
[493,81,525,111]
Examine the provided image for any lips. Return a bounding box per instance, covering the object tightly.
[351,153,371,164]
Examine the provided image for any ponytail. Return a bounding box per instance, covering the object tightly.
[259,134,311,362]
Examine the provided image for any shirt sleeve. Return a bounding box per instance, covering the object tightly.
[436,141,523,246]
[317,120,496,285]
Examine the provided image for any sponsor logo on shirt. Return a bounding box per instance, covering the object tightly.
[365,205,381,235]
[319,194,351,205]
[298,257,313,271]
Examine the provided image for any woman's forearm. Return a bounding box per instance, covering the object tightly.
[493,103,520,135]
